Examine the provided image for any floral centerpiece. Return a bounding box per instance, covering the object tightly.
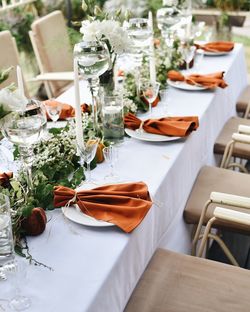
[80,1,131,88]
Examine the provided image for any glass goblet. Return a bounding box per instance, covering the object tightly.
[181,44,196,72]
[103,145,119,182]
[78,138,99,183]
[5,259,31,311]
[45,101,62,125]
[74,40,110,130]
[1,99,47,192]
[124,18,152,95]
[140,81,160,116]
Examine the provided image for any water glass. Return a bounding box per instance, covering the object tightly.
[0,194,14,278]
[103,145,119,182]
[78,138,99,183]
[45,102,62,124]
[102,95,124,144]
[159,87,171,116]
[140,81,160,116]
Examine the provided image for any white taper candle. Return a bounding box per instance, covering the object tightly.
[16,65,25,97]
[148,11,156,85]
[74,58,84,150]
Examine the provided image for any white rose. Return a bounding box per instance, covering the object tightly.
[0,88,27,118]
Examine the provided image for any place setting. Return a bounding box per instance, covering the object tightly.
[0,0,249,310]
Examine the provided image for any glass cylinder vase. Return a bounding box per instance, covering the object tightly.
[102,94,124,145]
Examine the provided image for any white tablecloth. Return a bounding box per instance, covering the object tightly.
[0,44,248,312]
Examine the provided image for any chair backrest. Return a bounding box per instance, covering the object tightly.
[0,30,28,94]
[29,10,73,97]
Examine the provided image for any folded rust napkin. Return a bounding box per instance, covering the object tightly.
[167,70,228,89]
[124,113,199,137]
[54,182,152,233]
[195,41,234,53]
[43,100,90,120]
[0,172,13,187]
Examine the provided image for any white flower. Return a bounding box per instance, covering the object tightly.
[163,0,178,6]
[123,98,137,113]
[0,88,28,118]
[80,20,131,54]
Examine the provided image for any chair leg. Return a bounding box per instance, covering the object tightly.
[191,200,211,256]
[197,217,216,257]
[197,217,239,266]
[208,233,239,266]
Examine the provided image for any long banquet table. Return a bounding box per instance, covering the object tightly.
[1,44,248,312]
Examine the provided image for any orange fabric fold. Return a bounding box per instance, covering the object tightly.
[124,113,199,137]
[54,182,152,233]
[43,100,90,120]
[195,41,234,53]
[167,70,228,89]
[0,172,13,187]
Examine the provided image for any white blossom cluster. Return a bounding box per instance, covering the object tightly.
[0,88,28,119]
[33,127,77,169]
[123,97,137,113]
[103,0,148,17]
[33,113,93,169]
[80,20,131,54]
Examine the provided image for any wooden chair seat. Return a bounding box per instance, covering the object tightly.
[236,85,250,114]
[184,166,250,234]
[125,249,250,312]
[214,117,250,159]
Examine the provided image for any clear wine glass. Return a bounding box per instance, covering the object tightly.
[103,145,119,182]
[1,99,47,193]
[156,5,181,48]
[140,81,160,116]
[74,40,110,130]
[78,138,99,183]
[4,259,31,311]
[124,18,152,95]
[45,101,62,125]
[181,44,196,72]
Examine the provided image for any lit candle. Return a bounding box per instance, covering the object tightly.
[148,11,156,85]
[16,65,25,97]
[74,58,84,150]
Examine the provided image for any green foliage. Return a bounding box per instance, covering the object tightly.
[207,0,249,10]
[67,26,82,47]
[0,8,35,53]
[0,67,13,85]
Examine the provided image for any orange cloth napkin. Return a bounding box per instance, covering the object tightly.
[54,182,152,233]
[195,41,234,53]
[0,172,13,187]
[44,100,90,120]
[124,113,199,137]
[167,70,228,89]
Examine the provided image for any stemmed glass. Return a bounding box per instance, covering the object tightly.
[103,145,119,182]
[124,18,152,95]
[45,101,62,126]
[4,259,31,311]
[74,40,110,130]
[1,99,47,192]
[156,5,181,49]
[181,44,196,72]
[140,81,160,116]
[78,138,99,184]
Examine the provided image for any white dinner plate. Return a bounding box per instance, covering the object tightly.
[167,79,208,91]
[203,50,231,56]
[125,128,181,142]
[62,182,115,227]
